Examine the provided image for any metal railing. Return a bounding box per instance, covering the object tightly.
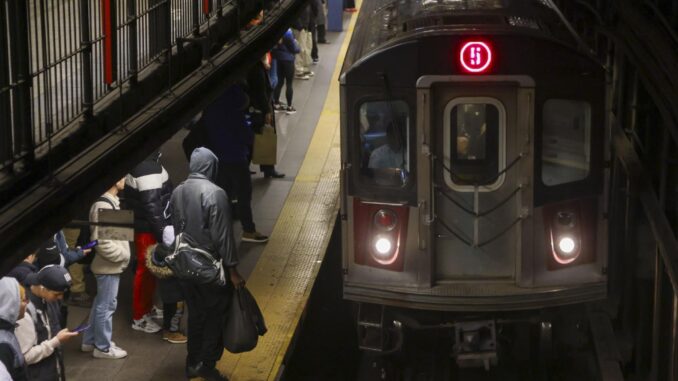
[0,0,253,174]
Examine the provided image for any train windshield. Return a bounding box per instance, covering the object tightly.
[541,99,591,186]
[359,100,411,187]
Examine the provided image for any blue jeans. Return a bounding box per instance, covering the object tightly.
[82,274,120,351]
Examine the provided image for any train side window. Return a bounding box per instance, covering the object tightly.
[358,100,410,187]
[541,99,591,186]
[443,98,505,191]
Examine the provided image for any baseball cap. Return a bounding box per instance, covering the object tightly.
[24,265,72,292]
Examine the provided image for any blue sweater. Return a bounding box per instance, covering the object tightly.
[271,29,300,62]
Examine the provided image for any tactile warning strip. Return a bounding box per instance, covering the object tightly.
[214,5,359,381]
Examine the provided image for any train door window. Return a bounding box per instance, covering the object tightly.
[358,100,411,187]
[541,99,591,186]
[443,98,505,191]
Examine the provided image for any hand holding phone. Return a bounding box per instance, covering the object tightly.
[81,240,98,250]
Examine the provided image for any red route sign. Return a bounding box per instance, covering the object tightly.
[459,41,493,74]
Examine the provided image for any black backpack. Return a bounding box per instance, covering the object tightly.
[76,196,115,265]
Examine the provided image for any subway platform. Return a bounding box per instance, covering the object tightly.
[60,11,357,380]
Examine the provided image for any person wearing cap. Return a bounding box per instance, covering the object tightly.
[0,277,28,381]
[15,265,77,381]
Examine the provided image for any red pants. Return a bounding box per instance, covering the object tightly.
[133,233,157,320]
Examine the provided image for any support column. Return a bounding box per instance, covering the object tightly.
[327,0,343,32]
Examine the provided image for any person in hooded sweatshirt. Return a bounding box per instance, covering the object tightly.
[169,147,245,381]
[0,276,28,381]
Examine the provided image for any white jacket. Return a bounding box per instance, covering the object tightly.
[90,192,131,275]
[14,306,60,365]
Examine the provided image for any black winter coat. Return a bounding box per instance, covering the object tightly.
[125,153,173,241]
[169,148,239,268]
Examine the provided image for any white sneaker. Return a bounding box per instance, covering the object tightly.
[93,345,127,359]
[132,317,162,333]
[149,306,163,320]
[82,341,116,353]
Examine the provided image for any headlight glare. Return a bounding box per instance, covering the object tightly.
[558,236,576,255]
[374,237,392,255]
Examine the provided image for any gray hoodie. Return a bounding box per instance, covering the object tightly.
[0,277,21,326]
[0,277,26,379]
[170,147,238,267]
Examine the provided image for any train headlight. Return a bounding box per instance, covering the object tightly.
[558,236,576,254]
[544,199,597,271]
[374,237,392,255]
[553,235,580,264]
[371,235,398,265]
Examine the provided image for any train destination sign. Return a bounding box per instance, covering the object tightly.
[459,41,493,73]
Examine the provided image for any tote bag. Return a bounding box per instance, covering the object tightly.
[223,287,267,353]
[252,125,277,165]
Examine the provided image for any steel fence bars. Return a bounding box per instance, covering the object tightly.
[27,0,85,145]
[0,1,11,168]
[5,0,33,169]
[80,0,94,119]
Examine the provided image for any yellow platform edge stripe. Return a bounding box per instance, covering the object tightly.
[215,5,361,381]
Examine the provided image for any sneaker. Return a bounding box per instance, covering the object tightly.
[312,58,319,65]
[132,317,162,333]
[67,292,92,308]
[295,73,310,80]
[149,306,163,320]
[163,330,188,344]
[82,341,116,353]
[242,231,269,243]
[303,71,315,77]
[285,106,297,115]
[273,102,286,112]
[93,345,127,359]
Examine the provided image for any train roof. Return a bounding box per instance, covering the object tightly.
[343,0,584,71]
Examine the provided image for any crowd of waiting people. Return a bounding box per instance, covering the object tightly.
[0,0,346,379]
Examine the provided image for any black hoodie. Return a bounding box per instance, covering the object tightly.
[169,147,239,268]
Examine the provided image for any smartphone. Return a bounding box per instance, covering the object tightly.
[81,240,98,250]
[72,323,91,333]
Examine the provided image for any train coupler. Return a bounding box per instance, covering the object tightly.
[452,320,498,371]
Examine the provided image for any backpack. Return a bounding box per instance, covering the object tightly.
[76,196,115,265]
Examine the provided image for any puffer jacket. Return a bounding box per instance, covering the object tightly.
[169,147,239,268]
[90,193,131,275]
[125,152,173,241]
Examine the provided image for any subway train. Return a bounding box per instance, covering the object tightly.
[339,0,607,369]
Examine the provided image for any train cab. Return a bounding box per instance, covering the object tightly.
[339,0,608,361]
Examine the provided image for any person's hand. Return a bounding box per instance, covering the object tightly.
[228,268,246,289]
[82,248,92,256]
[265,113,272,125]
[24,253,37,264]
[56,329,79,343]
